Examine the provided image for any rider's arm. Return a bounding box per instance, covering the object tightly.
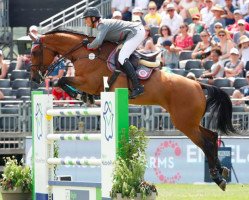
[87,24,109,50]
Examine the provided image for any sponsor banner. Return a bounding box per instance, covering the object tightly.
[26,137,249,183]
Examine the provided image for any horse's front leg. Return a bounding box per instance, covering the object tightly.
[55,76,94,104]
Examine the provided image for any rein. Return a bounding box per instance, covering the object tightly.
[54,44,107,71]
[46,42,85,79]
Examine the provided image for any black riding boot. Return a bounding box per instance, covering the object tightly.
[122,59,144,99]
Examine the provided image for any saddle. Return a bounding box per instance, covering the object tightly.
[107,46,161,80]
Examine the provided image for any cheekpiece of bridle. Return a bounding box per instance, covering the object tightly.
[31,37,58,84]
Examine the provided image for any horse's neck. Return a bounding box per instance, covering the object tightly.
[45,33,82,53]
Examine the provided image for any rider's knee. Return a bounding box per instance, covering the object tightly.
[118,55,126,65]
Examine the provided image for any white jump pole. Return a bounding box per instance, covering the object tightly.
[46,107,101,116]
[32,89,129,200]
[47,158,102,166]
[47,134,101,141]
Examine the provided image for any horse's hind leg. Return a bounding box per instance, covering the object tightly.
[168,108,227,190]
[183,128,227,191]
[199,126,230,180]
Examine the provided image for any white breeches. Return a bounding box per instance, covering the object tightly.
[118,25,145,65]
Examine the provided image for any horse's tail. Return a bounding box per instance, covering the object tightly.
[200,82,236,135]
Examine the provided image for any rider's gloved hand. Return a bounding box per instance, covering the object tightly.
[82,38,89,48]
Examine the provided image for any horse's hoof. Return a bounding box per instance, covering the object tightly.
[222,167,230,179]
[88,95,95,105]
[81,93,87,103]
[219,179,227,191]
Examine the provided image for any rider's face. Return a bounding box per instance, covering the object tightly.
[85,17,93,27]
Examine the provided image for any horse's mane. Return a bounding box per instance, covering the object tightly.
[44,27,116,48]
[45,27,86,36]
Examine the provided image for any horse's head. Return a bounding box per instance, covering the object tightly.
[30,36,57,84]
[30,29,115,84]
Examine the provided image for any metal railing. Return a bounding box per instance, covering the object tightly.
[0,101,249,135]
[39,0,112,34]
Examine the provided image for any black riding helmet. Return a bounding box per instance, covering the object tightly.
[82,7,101,19]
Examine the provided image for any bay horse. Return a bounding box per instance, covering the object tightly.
[30,29,236,190]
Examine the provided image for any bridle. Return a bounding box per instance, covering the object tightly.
[31,37,85,83]
[30,38,58,83]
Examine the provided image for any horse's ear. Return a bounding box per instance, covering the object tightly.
[28,32,38,42]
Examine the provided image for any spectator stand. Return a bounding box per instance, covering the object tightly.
[203,60,214,71]
[233,78,248,89]
[221,87,236,96]
[178,50,194,69]
[213,78,231,88]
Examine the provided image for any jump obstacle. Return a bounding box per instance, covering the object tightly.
[32,88,129,200]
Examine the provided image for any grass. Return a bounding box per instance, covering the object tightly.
[0,184,248,200]
[156,184,249,200]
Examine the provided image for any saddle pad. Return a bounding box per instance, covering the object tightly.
[107,48,154,80]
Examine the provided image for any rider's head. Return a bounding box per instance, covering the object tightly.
[82,7,101,28]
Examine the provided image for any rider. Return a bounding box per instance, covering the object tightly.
[81,7,145,99]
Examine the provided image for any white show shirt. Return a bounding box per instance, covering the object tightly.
[111,0,132,12]
[200,7,214,28]
[241,47,249,66]
[134,0,149,10]
[160,13,183,36]
[211,60,224,78]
